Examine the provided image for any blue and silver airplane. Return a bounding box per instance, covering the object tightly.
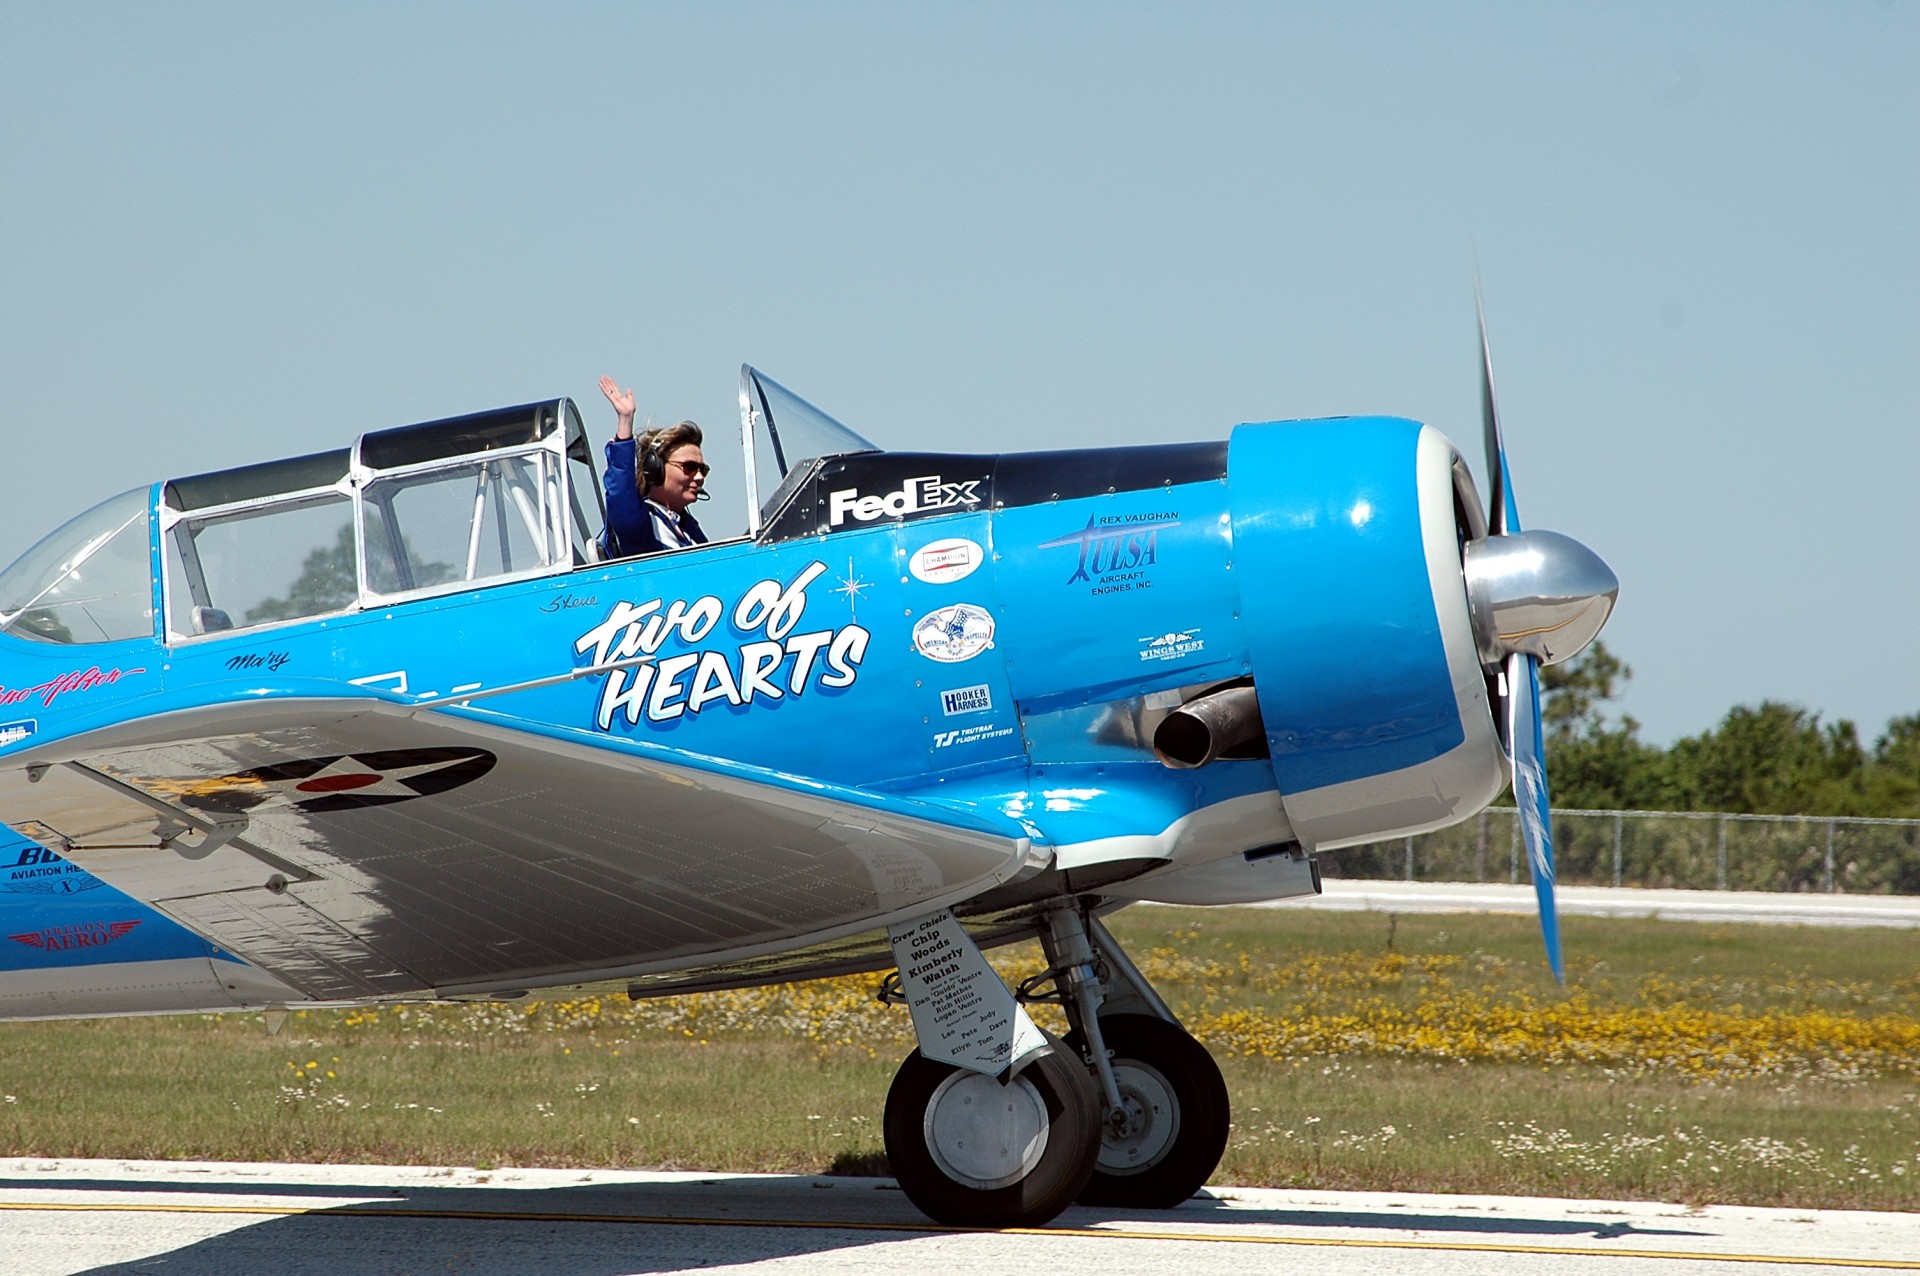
[0,333,1614,1227]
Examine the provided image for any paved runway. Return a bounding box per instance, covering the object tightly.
[3,1159,1916,1275]
[1282,881,1920,928]
[8,889,1915,1273]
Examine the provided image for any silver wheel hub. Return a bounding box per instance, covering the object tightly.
[1097,1060,1179,1174]
[923,1070,1051,1190]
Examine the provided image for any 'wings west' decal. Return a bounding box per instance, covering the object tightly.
[178,749,496,815]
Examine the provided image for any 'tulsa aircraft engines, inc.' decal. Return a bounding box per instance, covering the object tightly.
[1040,512,1175,595]
[0,345,1617,1230]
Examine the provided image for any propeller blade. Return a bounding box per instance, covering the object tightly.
[1475,281,1565,980]
[1507,649,1563,984]
[1476,287,1520,537]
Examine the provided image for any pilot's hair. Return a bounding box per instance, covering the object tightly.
[638,420,703,492]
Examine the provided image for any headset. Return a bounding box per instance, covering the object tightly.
[642,423,708,498]
[641,435,668,489]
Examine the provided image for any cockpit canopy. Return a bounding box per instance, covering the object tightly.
[0,400,604,645]
[163,401,602,640]
[0,487,155,644]
[0,373,885,647]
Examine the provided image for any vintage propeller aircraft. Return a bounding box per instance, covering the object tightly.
[0,323,1615,1228]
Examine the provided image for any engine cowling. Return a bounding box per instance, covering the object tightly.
[1226,417,1505,851]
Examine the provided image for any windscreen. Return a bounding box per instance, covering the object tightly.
[739,366,879,533]
[0,487,155,644]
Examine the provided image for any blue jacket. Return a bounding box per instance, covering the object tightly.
[600,437,709,559]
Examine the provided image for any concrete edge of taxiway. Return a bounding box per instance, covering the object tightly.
[1261,880,1920,927]
[1,1159,1916,1267]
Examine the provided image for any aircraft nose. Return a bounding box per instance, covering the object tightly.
[1461,529,1618,667]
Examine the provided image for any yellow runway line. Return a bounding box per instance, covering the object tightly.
[1,1199,1915,1269]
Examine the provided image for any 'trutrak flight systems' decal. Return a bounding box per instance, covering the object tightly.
[933,722,1015,750]
[574,561,870,730]
[8,920,141,950]
[828,476,982,527]
[0,666,146,709]
[1039,513,1176,594]
[179,749,497,814]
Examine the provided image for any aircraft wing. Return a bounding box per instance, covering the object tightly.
[0,697,1037,1002]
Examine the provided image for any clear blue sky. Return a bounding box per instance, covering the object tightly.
[3,4,1915,747]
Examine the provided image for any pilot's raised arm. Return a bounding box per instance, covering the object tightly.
[597,375,711,559]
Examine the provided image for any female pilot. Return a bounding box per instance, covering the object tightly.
[597,375,710,558]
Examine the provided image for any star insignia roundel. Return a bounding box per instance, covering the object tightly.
[179,748,496,815]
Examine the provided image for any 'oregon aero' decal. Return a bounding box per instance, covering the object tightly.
[9,919,141,950]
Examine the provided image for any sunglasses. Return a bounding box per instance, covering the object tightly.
[669,460,710,478]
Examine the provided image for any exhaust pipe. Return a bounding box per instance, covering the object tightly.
[1153,684,1266,769]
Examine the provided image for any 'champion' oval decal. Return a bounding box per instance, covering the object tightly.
[908,538,984,586]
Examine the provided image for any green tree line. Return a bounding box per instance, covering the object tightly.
[1542,643,1920,818]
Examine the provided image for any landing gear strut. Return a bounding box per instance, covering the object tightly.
[1065,1012,1229,1207]
[1037,905,1230,1209]
[879,902,1230,1227]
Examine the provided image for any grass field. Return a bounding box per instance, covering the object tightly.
[2,906,1915,1211]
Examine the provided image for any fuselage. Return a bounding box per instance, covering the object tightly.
[0,394,1509,1018]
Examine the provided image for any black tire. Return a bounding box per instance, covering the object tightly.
[882,1039,1101,1228]
[1066,1013,1231,1208]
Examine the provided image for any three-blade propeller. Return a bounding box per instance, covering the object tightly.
[1464,295,1619,984]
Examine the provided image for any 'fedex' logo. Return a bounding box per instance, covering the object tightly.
[828,476,981,526]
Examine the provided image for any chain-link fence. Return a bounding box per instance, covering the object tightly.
[1321,808,1920,895]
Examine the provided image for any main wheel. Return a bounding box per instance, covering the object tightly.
[1066,1013,1231,1208]
[882,1039,1101,1228]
